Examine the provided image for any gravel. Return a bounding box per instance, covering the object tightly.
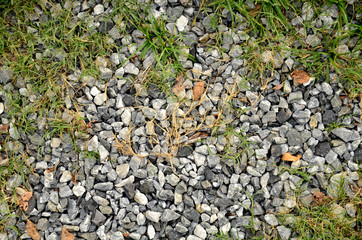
[2,1,361,240]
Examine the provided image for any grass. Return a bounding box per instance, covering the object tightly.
[278,172,362,239]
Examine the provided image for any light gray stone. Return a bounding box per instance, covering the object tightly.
[146,210,162,223]
[194,224,207,239]
[116,164,129,179]
[99,67,113,79]
[277,226,291,240]
[176,15,189,32]
[93,4,104,15]
[332,128,359,142]
[73,184,86,197]
[87,136,99,152]
[265,214,279,226]
[94,93,107,105]
[134,190,148,205]
[124,63,139,75]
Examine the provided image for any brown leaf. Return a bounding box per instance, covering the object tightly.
[61,226,75,240]
[193,81,204,101]
[282,153,302,162]
[273,83,284,90]
[19,191,33,212]
[26,220,40,240]
[291,69,310,84]
[0,124,9,133]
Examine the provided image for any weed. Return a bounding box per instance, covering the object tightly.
[278,171,362,239]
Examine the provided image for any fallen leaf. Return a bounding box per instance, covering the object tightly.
[282,153,302,162]
[291,69,310,85]
[26,220,40,240]
[193,81,204,101]
[273,82,284,90]
[19,191,33,212]
[61,226,75,240]
[0,124,9,133]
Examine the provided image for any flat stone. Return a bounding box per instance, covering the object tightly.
[99,144,109,161]
[332,128,359,142]
[94,182,113,191]
[345,203,356,217]
[262,111,276,124]
[122,94,135,107]
[148,225,156,239]
[161,209,181,222]
[271,181,283,197]
[270,145,283,158]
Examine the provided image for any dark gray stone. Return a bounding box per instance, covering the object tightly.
[123,183,135,199]
[277,109,292,124]
[177,145,193,157]
[286,129,302,147]
[99,20,115,33]
[213,198,234,210]
[161,209,181,222]
[354,148,362,162]
[122,94,136,106]
[92,210,107,226]
[183,208,200,221]
[139,180,155,194]
[323,110,337,125]
[270,145,283,157]
[315,141,331,156]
